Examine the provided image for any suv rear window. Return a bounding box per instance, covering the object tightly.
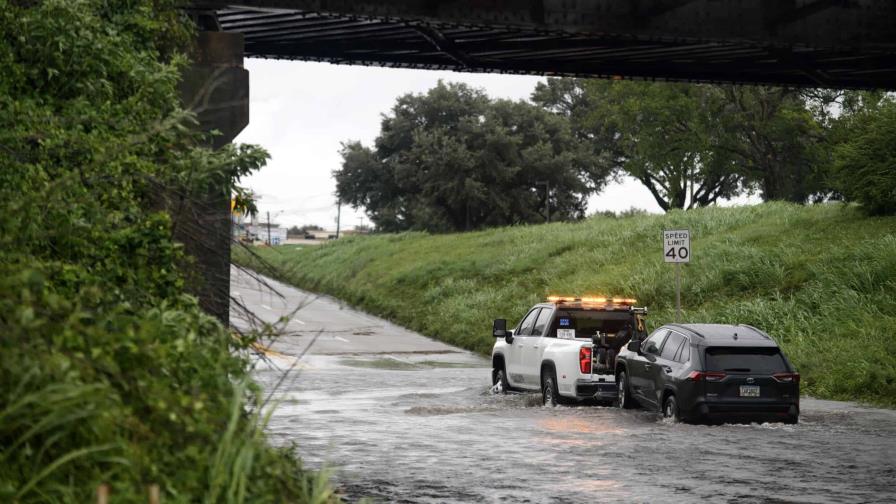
[704,347,788,374]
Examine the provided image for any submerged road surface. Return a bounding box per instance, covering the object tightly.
[231,268,896,503]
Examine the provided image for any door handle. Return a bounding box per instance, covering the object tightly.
[643,364,652,370]
[532,345,539,349]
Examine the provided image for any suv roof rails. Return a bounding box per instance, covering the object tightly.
[666,323,704,338]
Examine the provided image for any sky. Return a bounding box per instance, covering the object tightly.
[234,59,752,230]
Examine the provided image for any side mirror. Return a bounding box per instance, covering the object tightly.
[627,340,642,353]
[493,319,507,338]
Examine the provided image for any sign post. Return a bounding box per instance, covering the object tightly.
[663,229,690,322]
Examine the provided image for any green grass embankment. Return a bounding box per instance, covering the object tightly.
[235,202,896,406]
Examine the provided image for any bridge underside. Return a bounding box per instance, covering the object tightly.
[200,1,896,89]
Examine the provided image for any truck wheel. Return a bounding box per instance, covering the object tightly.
[663,394,680,422]
[492,365,510,394]
[617,371,638,409]
[542,370,561,406]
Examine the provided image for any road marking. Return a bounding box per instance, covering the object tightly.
[261,304,271,310]
[334,336,349,343]
[293,318,306,325]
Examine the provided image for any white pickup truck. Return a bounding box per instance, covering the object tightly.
[491,296,647,405]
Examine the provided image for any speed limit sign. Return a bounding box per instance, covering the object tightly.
[663,229,690,263]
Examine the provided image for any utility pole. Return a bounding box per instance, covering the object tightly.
[266,211,271,246]
[335,199,341,239]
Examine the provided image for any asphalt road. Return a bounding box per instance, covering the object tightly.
[230,266,461,356]
[231,267,896,504]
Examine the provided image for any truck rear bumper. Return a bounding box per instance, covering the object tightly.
[575,379,618,399]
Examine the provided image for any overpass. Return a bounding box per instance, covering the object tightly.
[181,1,896,322]
[196,0,896,89]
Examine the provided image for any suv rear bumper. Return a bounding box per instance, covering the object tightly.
[575,379,618,399]
[686,400,799,423]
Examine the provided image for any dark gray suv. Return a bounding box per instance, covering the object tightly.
[615,323,800,424]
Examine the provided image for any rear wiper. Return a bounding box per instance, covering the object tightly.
[724,368,751,372]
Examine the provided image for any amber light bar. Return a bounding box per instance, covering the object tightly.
[546,296,637,305]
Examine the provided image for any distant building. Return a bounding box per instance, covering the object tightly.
[247,223,287,245]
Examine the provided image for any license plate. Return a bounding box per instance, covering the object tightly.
[739,385,760,397]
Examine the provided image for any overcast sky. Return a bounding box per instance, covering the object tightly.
[234,59,751,230]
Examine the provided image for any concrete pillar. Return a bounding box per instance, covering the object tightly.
[176,31,249,323]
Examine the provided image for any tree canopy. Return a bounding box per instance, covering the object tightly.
[831,95,896,215]
[532,79,828,210]
[335,81,609,232]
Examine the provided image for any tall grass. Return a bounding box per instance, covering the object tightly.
[205,382,339,504]
[235,202,896,407]
[0,372,340,503]
[0,375,124,502]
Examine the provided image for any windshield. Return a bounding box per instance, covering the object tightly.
[705,347,788,373]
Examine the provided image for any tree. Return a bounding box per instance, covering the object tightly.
[335,81,608,232]
[533,79,830,210]
[716,86,828,202]
[288,224,324,236]
[534,79,743,211]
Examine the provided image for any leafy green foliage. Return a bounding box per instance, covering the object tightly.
[718,87,829,202]
[832,97,896,215]
[0,1,335,501]
[335,81,607,232]
[236,203,896,407]
[533,79,828,209]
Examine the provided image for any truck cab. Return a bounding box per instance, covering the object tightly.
[491,296,647,405]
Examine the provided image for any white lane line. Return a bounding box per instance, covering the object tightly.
[293,318,306,325]
[261,305,271,310]
[334,336,349,343]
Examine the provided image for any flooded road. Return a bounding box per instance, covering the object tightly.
[232,268,896,503]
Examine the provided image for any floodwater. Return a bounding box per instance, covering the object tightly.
[234,269,896,503]
[255,355,896,504]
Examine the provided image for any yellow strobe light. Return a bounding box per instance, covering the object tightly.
[546,296,637,305]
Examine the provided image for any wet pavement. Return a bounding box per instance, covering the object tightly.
[231,267,896,504]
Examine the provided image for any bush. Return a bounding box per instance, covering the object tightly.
[833,100,896,215]
[0,1,336,501]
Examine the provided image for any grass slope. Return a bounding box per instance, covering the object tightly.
[235,203,896,406]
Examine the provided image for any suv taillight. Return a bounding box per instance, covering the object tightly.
[579,347,592,374]
[773,372,800,384]
[687,371,727,382]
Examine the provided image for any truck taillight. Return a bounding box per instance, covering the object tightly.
[687,371,727,382]
[579,347,592,374]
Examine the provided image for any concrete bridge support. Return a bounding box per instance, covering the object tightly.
[176,30,249,323]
